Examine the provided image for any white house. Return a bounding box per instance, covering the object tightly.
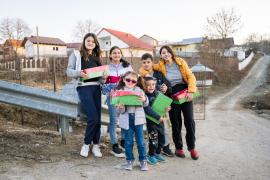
[21,36,67,58]
[97,28,153,58]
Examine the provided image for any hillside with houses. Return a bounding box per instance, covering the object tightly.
[0,27,258,87]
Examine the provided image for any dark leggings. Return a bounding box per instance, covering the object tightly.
[77,85,101,145]
[169,101,196,150]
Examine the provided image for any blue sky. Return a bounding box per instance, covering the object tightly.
[0,0,269,44]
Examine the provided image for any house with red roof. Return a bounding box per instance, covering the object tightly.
[21,36,67,58]
[2,39,25,59]
[97,28,154,58]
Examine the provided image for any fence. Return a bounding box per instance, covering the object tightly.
[238,52,254,71]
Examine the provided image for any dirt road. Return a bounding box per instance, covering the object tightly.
[1,56,270,180]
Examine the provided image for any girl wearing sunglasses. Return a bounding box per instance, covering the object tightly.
[115,71,149,171]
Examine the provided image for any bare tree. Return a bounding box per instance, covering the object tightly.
[0,17,14,41]
[0,17,31,42]
[13,18,31,41]
[73,19,101,41]
[206,8,242,39]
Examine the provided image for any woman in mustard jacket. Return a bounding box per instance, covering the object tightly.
[153,45,199,160]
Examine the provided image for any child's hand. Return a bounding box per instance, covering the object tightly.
[186,92,193,102]
[165,106,171,112]
[160,84,168,93]
[80,70,89,79]
[138,94,146,102]
[159,117,165,123]
[116,104,125,110]
[102,71,108,79]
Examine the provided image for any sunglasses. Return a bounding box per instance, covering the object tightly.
[125,78,137,84]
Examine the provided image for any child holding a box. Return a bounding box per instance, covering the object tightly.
[67,33,104,158]
[115,71,149,171]
[102,46,133,158]
[153,45,199,160]
[143,76,170,165]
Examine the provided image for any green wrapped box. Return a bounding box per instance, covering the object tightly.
[80,65,108,81]
[110,90,143,106]
[146,93,173,124]
[110,95,143,106]
[173,91,200,105]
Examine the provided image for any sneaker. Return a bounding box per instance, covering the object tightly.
[189,149,199,160]
[92,144,102,158]
[155,154,166,162]
[162,144,174,157]
[175,149,185,158]
[140,160,149,171]
[147,156,158,165]
[80,144,89,157]
[110,143,125,158]
[124,160,133,171]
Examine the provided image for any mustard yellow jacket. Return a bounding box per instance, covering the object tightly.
[153,57,197,93]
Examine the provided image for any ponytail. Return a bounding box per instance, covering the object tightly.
[120,58,130,68]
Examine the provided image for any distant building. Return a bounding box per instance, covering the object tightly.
[66,43,81,56]
[0,44,3,60]
[139,34,159,47]
[21,36,67,58]
[97,28,153,58]
[2,39,24,59]
[207,37,234,50]
[171,37,205,57]
[191,63,214,86]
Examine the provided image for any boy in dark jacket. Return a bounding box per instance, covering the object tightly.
[143,76,168,165]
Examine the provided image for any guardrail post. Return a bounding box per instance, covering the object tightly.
[60,116,69,144]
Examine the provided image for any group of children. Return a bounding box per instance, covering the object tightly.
[103,49,176,171]
[67,33,197,172]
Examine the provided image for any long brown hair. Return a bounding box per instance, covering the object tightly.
[159,45,176,61]
[109,46,130,68]
[80,33,101,60]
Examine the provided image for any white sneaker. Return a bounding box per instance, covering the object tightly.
[80,144,89,157]
[92,144,102,157]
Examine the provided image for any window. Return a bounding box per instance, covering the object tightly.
[53,47,55,50]
[56,47,58,51]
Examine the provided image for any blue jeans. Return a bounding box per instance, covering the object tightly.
[107,96,125,145]
[77,85,101,145]
[123,113,146,161]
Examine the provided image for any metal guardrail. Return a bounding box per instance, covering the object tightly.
[0,80,108,143]
[0,80,79,118]
[0,80,80,143]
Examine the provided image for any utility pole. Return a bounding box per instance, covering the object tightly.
[36,26,40,61]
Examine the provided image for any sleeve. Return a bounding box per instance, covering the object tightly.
[182,60,197,93]
[153,62,162,72]
[66,52,81,78]
[142,91,149,107]
[128,65,134,72]
[144,105,161,120]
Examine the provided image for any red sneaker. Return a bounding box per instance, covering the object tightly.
[175,149,185,158]
[189,149,199,160]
